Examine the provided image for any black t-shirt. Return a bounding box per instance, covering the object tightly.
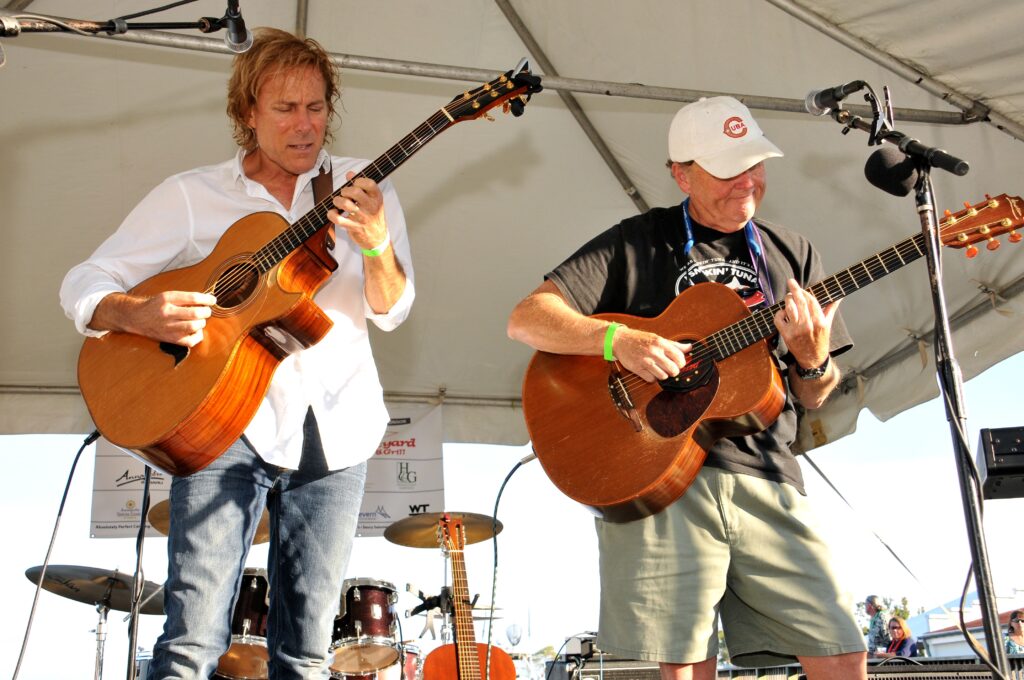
[546,203,853,493]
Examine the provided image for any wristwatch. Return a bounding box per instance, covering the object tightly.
[795,354,831,380]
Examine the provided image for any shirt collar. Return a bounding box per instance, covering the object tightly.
[231,147,332,186]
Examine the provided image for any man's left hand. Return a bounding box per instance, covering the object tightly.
[773,278,839,371]
[329,171,389,252]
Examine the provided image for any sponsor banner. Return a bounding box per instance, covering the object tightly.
[89,403,444,539]
[357,403,445,537]
[90,439,170,538]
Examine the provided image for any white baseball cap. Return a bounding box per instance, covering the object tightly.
[668,96,783,179]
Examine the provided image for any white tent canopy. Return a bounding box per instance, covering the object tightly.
[2,0,1023,451]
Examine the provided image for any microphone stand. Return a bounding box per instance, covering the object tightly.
[0,11,234,40]
[824,96,1008,676]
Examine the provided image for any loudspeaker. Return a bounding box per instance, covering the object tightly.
[977,426,1024,499]
[866,662,994,678]
[545,655,659,680]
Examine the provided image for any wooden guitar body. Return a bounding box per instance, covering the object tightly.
[522,282,786,523]
[522,194,1023,523]
[421,642,516,680]
[77,211,335,476]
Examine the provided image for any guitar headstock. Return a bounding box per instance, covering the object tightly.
[941,194,1024,258]
[436,514,466,554]
[443,59,543,124]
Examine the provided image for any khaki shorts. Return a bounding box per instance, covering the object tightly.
[595,467,866,667]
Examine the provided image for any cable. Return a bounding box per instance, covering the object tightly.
[11,429,100,680]
[484,450,535,679]
[115,0,199,22]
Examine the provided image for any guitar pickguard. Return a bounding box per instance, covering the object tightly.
[646,362,719,438]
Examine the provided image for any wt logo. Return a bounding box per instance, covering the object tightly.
[408,503,430,514]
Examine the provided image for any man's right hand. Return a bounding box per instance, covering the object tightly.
[613,326,691,383]
[89,291,218,347]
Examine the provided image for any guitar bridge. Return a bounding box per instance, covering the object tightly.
[607,365,643,432]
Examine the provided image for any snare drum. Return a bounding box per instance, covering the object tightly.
[329,578,399,675]
[216,568,270,680]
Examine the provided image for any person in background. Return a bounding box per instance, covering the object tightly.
[1006,610,1024,655]
[877,616,917,658]
[865,595,892,658]
[60,27,413,679]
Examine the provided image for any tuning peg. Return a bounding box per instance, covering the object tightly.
[963,201,978,217]
[966,245,979,258]
[1010,231,1022,244]
[987,238,1001,251]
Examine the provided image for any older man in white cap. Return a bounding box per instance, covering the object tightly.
[508,97,866,679]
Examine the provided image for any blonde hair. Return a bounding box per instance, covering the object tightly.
[889,615,911,639]
[226,27,340,151]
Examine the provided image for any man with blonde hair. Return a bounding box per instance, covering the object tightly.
[61,28,413,678]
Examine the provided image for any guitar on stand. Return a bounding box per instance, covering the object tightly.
[422,515,515,680]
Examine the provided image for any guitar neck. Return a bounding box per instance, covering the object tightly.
[252,111,455,274]
[449,546,482,679]
[698,231,928,363]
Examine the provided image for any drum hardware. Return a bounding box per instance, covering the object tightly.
[24,565,164,680]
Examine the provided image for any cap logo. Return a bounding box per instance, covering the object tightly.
[723,116,748,139]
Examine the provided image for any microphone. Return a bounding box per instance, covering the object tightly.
[223,0,252,53]
[804,80,867,116]
[864,146,920,197]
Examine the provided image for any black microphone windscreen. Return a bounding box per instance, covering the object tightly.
[864,146,919,197]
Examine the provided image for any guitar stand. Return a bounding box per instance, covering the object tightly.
[912,167,1009,675]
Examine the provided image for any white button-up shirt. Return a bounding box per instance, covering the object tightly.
[60,149,415,470]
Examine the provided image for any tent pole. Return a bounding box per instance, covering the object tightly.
[294,0,309,38]
[491,0,649,213]
[763,0,1024,142]
[3,16,973,127]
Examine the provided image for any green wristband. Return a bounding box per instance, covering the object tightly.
[604,322,624,361]
[361,232,391,257]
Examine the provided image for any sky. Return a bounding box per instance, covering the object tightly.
[3,352,1024,679]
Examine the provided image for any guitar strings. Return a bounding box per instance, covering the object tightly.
[197,81,525,305]
[196,109,456,303]
[609,228,940,393]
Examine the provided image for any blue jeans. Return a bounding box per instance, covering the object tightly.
[148,439,366,679]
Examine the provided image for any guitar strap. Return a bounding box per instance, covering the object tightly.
[239,162,334,460]
[311,161,336,250]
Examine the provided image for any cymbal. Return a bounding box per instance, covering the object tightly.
[25,565,164,615]
[148,499,271,545]
[383,512,503,548]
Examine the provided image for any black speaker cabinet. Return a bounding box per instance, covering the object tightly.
[977,426,1024,499]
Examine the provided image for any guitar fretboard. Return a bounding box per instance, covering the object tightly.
[449,542,482,679]
[251,109,457,273]
[690,231,928,365]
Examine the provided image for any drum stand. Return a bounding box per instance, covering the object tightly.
[91,578,118,680]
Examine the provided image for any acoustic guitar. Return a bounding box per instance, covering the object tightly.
[422,515,515,680]
[522,194,1024,523]
[77,63,542,476]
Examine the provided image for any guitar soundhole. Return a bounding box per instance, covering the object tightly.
[213,262,260,309]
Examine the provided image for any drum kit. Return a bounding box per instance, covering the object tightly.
[25,509,503,680]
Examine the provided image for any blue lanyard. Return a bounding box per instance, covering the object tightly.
[680,198,775,305]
